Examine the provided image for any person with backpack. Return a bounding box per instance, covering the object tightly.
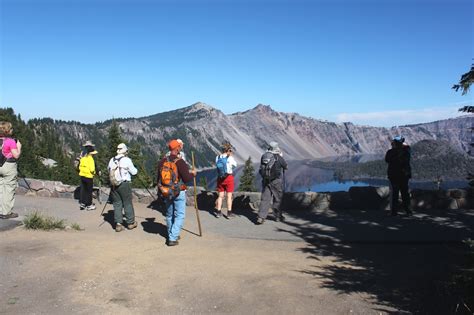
[256,141,288,225]
[108,143,138,232]
[214,142,237,219]
[157,139,197,246]
[0,121,22,219]
[78,141,98,211]
[385,135,412,216]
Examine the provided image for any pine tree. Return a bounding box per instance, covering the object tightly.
[238,156,257,192]
[199,176,209,190]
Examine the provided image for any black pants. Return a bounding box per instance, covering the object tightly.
[389,176,410,214]
[80,177,93,206]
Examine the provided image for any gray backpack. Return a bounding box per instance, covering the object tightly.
[109,156,124,187]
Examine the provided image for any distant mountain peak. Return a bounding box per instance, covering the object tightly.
[253,104,273,112]
[189,102,214,111]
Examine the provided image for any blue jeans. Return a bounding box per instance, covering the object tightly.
[165,191,186,241]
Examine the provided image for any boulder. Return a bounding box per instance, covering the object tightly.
[328,191,352,210]
[28,179,45,191]
[15,186,28,195]
[233,192,261,211]
[348,186,387,210]
[37,189,51,197]
[436,197,458,210]
[449,189,468,199]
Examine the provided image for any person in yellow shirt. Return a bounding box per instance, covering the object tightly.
[79,141,98,210]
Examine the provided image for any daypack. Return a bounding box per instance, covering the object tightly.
[74,155,82,172]
[158,157,181,199]
[109,156,124,187]
[216,155,228,178]
[260,152,278,182]
[0,139,7,167]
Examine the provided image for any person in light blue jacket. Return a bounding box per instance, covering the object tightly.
[107,143,138,232]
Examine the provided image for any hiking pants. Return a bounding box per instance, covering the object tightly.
[165,191,186,241]
[389,176,410,214]
[80,176,93,206]
[111,181,135,225]
[258,178,283,219]
[0,162,17,215]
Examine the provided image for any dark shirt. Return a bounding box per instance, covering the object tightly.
[385,145,411,179]
[157,154,194,184]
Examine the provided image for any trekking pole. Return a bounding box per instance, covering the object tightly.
[96,172,102,205]
[192,152,202,237]
[136,175,157,200]
[100,187,111,216]
[16,167,33,192]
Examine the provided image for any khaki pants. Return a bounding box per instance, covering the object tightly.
[0,162,18,215]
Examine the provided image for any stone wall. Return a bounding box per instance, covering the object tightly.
[16,178,474,212]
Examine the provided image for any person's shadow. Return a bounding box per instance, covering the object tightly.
[141,217,168,240]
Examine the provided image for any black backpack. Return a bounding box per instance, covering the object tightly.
[0,139,7,167]
[260,152,278,181]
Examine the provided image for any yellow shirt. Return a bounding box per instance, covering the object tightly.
[79,155,96,178]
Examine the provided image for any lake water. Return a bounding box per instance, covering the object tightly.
[196,158,470,192]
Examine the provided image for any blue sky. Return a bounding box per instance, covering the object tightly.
[1,0,472,127]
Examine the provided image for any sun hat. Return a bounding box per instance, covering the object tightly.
[83,140,95,147]
[392,135,405,143]
[268,141,281,154]
[168,139,181,151]
[116,143,128,154]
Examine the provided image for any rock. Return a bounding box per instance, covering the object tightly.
[28,179,45,191]
[15,186,28,195]
[328,191,352,210]
[37,189,51,197]
[449,189,468,199]
[436,197,458,210]
[348,186,387,210]
[233,192,261,211]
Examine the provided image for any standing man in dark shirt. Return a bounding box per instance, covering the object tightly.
[157,139,197,246]
[385,135,412,216]
[256,141,288,224]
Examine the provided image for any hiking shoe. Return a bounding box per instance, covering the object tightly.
[275,215,286,222]
[167,240,179,246]
[0,212,18,219]
[214,210,222,218]
[225,211,235,219]
[79,203,86,210]
[115,224,124,232]
[86,204,96,211]
[256,217,265,225]
[127,222,138,230]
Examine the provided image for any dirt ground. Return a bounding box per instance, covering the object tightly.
[1,195,473,314]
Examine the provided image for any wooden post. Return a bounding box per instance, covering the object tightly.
[192,152,202,236]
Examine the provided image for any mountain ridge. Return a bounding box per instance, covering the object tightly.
[23,102,474,168]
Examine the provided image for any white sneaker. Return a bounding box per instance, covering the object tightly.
[86,204,96,211]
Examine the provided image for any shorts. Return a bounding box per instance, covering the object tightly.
[217,175,235,193]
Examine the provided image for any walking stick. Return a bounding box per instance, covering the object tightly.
[16,167,33,192]
[191,152,202,237]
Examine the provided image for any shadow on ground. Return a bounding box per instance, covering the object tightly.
[277,209,474,314]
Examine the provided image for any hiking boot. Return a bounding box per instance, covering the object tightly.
[275,214,286,222]
[225,211,235,219]
[214,210,222,218]
[167,240,179,246]
[86,204,96,211]
[79,203,86,210]
[127,222,138,230]
[0,212,18,219]
[115,223,124,232]
[256,217,265,225]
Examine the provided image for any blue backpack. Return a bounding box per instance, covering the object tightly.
[216,155,228,178]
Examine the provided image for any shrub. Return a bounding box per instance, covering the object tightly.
[23,212,67,231]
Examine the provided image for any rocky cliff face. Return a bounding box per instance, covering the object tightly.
[47,102,473,167]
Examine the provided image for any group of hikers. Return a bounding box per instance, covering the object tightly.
[0,118,413,246]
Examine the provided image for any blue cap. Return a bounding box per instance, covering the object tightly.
[393,135,405,142]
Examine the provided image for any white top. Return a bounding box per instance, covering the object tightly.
[108,154,138,182]
[215,154,237,174]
